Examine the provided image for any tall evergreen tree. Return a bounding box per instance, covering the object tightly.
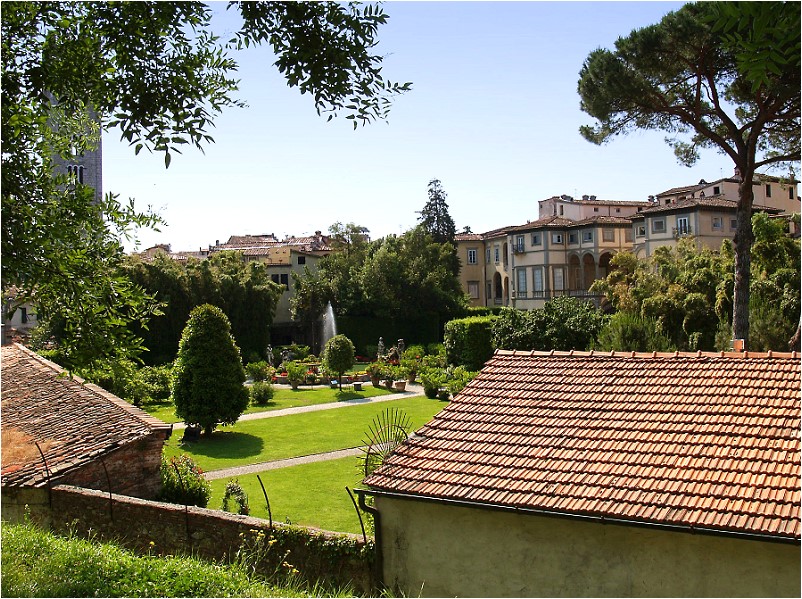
[418,179,457,244]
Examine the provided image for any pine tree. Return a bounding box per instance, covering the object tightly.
[418,179,456,244]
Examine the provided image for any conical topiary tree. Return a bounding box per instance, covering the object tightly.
[171,304,249,435]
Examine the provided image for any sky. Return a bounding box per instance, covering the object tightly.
[103,1,742,254]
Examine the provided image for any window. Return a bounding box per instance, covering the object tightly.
[533,268,544,293]
[765,184,772,197]
[789,187,795,200]
[583,230,593,242]
[531,233,541,246]
[280,274,289,289]
[468,281,480,299]
[676,216,690,235]
[20,307,27,324]
[593,207,599,213]
[271,274,280,284]
[467,248,478,264]
[494,246,500,263]
[551,233,563,244]
[730,218,738,230]
[603,228,615,242]
[636,225,646,237]
[615,208,621,213]
[624,228,634,242]
[516,268,528,295]
[568,232,578,244]
[712,216,723,230]
[515,236,525,253]
[297,255,306,265]
[553,267,564,291]
[652,219,666,233]
[486,248,491,263]
[559,205,564,215]
[486,281,492,300]
[713,186,721,195]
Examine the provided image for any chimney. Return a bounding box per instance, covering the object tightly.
[590,195,597,201]
[732,339,745,352]
[582,195,589,201]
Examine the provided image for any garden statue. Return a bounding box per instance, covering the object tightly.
[397,338,405,357]
[377,337,385,359]
[266,344,273,367]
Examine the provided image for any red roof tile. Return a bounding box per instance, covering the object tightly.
[1,344,170,487]
[364,350,801,540]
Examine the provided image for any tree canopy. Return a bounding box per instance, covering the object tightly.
[577,1,800,347]
[2,1,409,370]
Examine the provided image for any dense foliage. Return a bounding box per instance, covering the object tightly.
[2,1,409,372]
[292,224,467,349]
[125,251,283,364]
[171,304,249,435]
[492,297,607,352]
[578,1,800,344]
[443,316,497,371]
[590,214,800,351]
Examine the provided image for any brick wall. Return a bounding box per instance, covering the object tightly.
[41,485,375,594]
[57,434,167,499]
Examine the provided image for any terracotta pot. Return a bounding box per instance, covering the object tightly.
[394,380,407,392]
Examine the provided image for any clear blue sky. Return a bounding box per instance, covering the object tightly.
[104,1,741,253]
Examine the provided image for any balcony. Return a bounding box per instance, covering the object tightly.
[672,225,693,238]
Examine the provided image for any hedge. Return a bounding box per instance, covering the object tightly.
[443,315,497,371]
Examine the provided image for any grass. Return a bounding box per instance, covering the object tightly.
[143,385,393,424]
[1,521,350,598]
[211,457,367,535]
[164,395,448,472]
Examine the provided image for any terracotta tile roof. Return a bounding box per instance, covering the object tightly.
[1,344,171,488]
[364,350,801,540]
[455,233,484,242]
[509,216,575,233]
[635,196,780,216]
[568,216,633,227]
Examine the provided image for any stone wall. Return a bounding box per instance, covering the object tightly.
[31,485,375,594]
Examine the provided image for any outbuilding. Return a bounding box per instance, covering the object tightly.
[361,349,800,597]
[1,344,172,522]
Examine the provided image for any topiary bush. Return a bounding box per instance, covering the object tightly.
[160,454,211,508]
[322,334,356,391]
[171,304,249,435]
[250,380,274,405]
[443,315,497,370]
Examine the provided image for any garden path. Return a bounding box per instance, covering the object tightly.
[198,382,425,480]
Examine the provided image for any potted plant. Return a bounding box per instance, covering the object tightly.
[391,365,408,392]
[367,362,385,387]
[285,361,306,390]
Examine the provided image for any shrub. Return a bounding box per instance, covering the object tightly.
[446,365,479,396]
[426,342,445,356]
[443,315,497,370]
[171,304,249,435]
[595,312,673,352]
[420,366,447,399]
[250,380,275,405]
[404,344,426,359]
[160,454,211,508]
[138,364,172,401]
[221,480,250,515]
[245,361,273,382]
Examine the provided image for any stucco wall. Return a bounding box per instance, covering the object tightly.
[377,496,801,598]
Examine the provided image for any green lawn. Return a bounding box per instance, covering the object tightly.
[165,395,448,472]
[143,385,393,424]
[211,457,366,535]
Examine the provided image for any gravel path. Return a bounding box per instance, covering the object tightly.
[193,382,425,480]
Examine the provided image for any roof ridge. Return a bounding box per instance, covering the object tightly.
[495,348,800,360]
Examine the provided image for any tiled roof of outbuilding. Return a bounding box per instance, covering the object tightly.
[364,350,801,540]
[1,344,170,488]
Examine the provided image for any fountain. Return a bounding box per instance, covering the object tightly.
[320,301,337,353]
